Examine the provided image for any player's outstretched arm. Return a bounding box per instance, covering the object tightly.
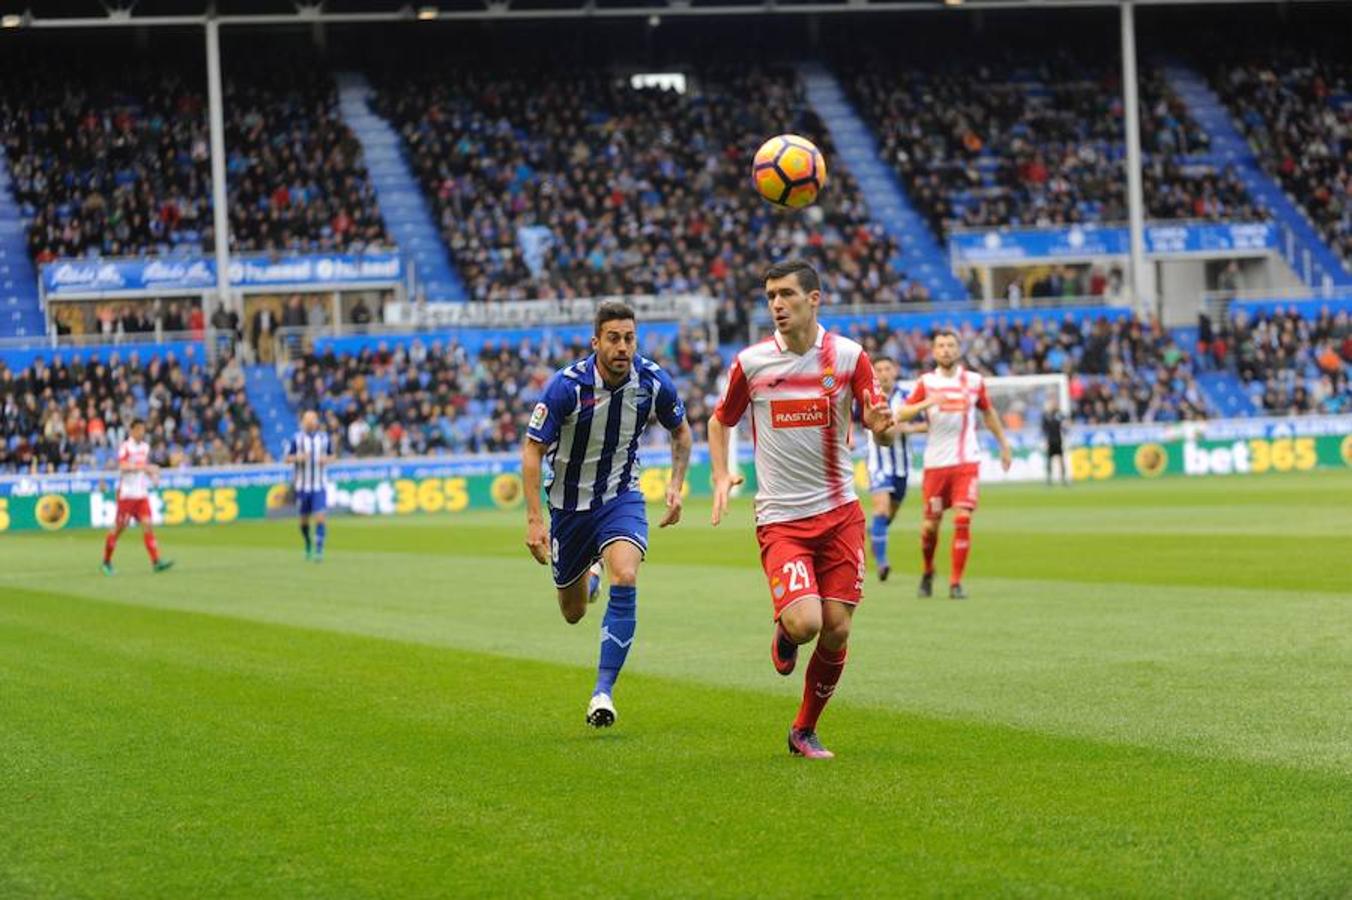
[660,420,693,528]
[981,405,1014,471]
[896,397,939,422]
[521,438,551,565]
[707,417,742,527]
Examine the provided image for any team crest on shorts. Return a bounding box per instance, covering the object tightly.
[771,576,786,599]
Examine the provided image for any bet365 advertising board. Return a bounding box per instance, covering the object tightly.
[2,417,1349,533]
[0,451,733,533]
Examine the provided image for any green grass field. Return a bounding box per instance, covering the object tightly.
[3,472,1351,897]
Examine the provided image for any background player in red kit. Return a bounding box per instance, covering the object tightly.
[708,259,894,759]
[101,418,174,575]
[897,329,1011,599]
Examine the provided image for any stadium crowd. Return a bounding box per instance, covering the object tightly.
[0,349,270,473]
[373,65,916,306]
[856,313,1212,424]
[1205,306,1352,415]
[285,327,727,457]
[845,55,1268,237]
[0,54,388,263]
[3,305,1344,473]
[1215,54,1352,268]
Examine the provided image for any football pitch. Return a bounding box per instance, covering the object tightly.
[2,472,1350,897]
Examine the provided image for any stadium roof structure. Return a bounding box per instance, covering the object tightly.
[0,0,1342,27]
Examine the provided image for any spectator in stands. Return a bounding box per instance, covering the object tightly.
[845,50,1267,240]
[374,64,913,305]
[851,312,1210,424]
[306,298,330,329]
[252,306,279,363]
[284,325,726,459]
[157,302,185,335]
[1227,306,1350,414]
[1217,54,1351,268]
[0,51,389,265]
[0,349,268,473]
[350,297,373,327]
[283,295,307,331]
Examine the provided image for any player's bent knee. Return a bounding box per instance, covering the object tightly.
[609,565,638,587]
[780,600,822,643]
[820,622,851,651]
[558,595,587,624]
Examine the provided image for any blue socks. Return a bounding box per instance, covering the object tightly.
[301,523,311,553]
[315,522,327,555]
[595,585,636,697]
[871,514,890,568]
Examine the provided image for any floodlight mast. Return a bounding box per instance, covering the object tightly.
[1120,0,1151,317]
[205,17,233,323]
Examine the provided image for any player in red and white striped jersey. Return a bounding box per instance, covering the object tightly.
[896,329,1011,600]
[708,259,894,760]
[101,418,174,575]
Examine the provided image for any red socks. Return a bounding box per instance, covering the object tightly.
[921,526,938,576]
[793,644,848,732]
[951,514,971,586]
[105,530,159,564]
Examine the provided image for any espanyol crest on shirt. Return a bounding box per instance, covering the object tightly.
[821,366,836,390]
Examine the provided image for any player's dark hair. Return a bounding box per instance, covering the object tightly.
[873,355,897,368]
[933,328,960,342]
[594,301,636,336]
[764,259,821,295]
[130,418,146,429]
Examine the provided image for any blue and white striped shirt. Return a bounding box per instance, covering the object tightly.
[527,355,686,511]
[288,429,331,493]
[866,383,911,480]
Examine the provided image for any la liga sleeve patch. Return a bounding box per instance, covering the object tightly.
[529,402,549,431]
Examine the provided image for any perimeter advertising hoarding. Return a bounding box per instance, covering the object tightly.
[2,418,1348,532]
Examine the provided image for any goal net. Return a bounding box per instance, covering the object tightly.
[897,372,1072,484]
[981,373,1071,440]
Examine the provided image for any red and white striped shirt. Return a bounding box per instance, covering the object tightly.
[905,366,991,470]
[715,325,878,526]
[117,438,152,500]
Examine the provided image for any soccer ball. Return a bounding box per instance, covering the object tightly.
[751,134,827,209]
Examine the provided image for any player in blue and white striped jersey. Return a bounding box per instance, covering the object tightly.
[285,410,337,563]
[522,301,693,728]
[865,357,926,582]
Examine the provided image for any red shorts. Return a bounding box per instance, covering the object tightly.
[755,501,867,619]
[116,497,153,528]
[922,463,980,518]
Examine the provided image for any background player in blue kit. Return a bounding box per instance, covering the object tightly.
[521,301,693,728]
[865,357,926,581]
[285,410,337,563]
